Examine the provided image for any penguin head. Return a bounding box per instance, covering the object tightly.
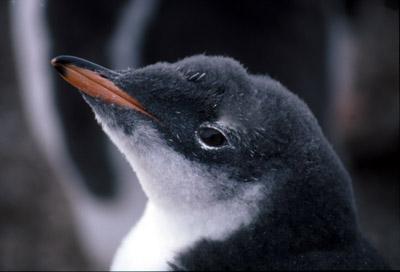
[51,55,333,215]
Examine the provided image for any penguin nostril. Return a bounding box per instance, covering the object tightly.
[99,73,108,79]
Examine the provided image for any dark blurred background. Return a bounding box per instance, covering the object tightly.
[1,0,398,270]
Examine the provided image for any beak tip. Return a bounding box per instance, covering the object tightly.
[51,58,67,77]
[50,58,58,66]
[51,55,72,67]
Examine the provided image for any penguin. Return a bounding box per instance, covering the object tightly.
[51,55,389,270]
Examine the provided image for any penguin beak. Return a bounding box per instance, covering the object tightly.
[51,55,155,120]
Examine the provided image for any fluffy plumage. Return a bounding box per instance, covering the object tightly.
[52,55,389,270]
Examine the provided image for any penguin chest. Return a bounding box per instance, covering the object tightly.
[110,203,203,271]
[110,184,263,271]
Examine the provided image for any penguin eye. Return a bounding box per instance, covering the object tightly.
[197,127,228,148]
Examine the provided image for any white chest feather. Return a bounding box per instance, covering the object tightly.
[110,203,177,271]
[111,194,262,271]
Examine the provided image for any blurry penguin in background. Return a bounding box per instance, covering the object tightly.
[11,0,394,269]
[11,0,158,267]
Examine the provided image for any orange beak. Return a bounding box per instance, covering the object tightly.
[51,56,156,120]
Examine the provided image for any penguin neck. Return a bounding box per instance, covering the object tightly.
[146,197,255,240]
[104,123,264,269]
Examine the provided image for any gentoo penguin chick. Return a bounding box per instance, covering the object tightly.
[51,55,389,270]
